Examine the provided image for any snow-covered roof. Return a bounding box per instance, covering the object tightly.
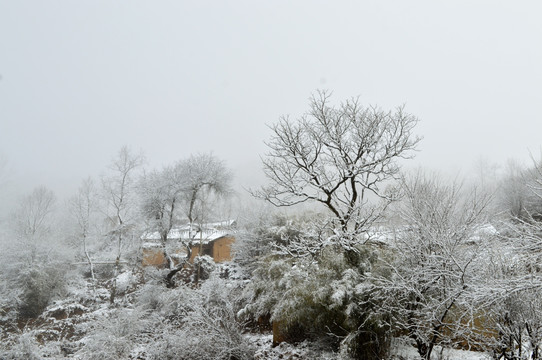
[204,219,237,228]
[142,242,163,249]
[174,219,236,231]
[141,221,235,244]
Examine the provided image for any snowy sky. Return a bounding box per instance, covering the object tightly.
[1,1,541,199]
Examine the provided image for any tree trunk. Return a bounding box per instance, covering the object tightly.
[165,244,192,288]
[416,339,433,360]
[82,236,95,280]
[110,256,119,304]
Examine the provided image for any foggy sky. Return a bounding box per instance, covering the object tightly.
[1,1,541,202]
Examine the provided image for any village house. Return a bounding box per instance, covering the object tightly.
[141,220,236,267]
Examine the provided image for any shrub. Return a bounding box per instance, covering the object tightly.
[192,255,216,282]
[77,309,148,360]
[147,277,254,360]
[18,264,67,319]
[0,333,41,360]
[240,245,390,359]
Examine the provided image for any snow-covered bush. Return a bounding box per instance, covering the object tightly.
[17,263,67,319]
[111,270,139,295]
[136,282,198,325]
[147,277,254,360]
[0,280,20,331]
[77,308,149,360]
[192,254,216,282]
[232,210,326,276]
[0,332,41,360]
[231,213,291,274]
[484,291,542,360]
[240,243,389,359]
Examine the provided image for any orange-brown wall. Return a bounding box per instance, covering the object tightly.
[142,246,166,267]
[189,236,235,263]
[142,236,235,267]
[189,245,203,263]
[213,236,235,263]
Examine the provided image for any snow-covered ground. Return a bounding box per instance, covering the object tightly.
[389,339,492,360]
[246,334,493,360]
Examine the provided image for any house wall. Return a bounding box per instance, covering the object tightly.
[142,245,188,267]
[188,236,235,263]
[142,246,166,267]
[189,243,213,263]
[143,236,235,266]
[212,236,235,263]
[445,308,499,351]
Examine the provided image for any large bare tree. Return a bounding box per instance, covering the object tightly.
[256,90,421,239]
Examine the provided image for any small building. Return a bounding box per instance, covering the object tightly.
[141,220,236,267]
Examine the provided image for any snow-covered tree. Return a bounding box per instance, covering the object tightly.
[10,186,57,265]
[69,177,100,280]
[102,146,144,257]
[2,186,70,320]
[139,153,232,287]
[242,91,422,358]
[255,90,421,243]
[101,146,144,302]
[368,172,493,360]
[495,156,542,223]
[139,165,185,266]
[525,153,542,220]
[482,218,542,359]
[180,153,232,225]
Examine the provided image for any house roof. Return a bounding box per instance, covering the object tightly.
[141,220,236,245]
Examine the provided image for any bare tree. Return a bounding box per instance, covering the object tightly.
[254,90,421,245]
[11,186,57,265]
[179,154,232,284]
[70,177,99,280]
[101,146,144,302]
[242,92,420,357]
[482,154,542,359]
[485,287,542,360]
[369,172,492,360]
[139,153,232,287]
[139,165,186,269]
[180,153,232,224]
